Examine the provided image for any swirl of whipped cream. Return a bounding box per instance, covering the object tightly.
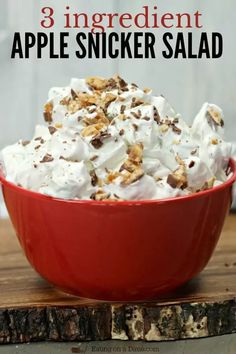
[1,75,235,201]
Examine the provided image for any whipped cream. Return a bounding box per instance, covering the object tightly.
[1,75,235,200]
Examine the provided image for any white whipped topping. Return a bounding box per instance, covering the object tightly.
[1,76,235,201]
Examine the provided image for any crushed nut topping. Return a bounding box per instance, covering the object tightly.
[9,74,230,203]
[143,88,151,94]
[211,138,219,145]
[90,190,111,201]
[167,165,188,190]
[172,139,180,145]
[159,124,169,133]
[55,122,63,129]
[198,177,216,191]
[105,171,120,184]
[207,107,224,127]
[102,93,117,110]
[121,167,144,186]
[83,109,109,126]
[81,123,107,138]
[128,143,143,164]
[119,143,144,185]
[118,114,127,121]
[86,77,110,91]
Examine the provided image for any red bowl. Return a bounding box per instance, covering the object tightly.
[0,159,236,301]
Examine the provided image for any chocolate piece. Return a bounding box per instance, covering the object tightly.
[173,117,179,124]
[131,98,144,108]
[90,155,98,161]
[44,112,52,123]
[191,148,198,155]
[120,105,126,114]
[153,107,160,124]
[117,76,128,89]
[106,78,118,91]
[189,160,195,168]
[43,102,53,123]
[172,125,182,134]
[90,131,111,149]
[71,89,78,100]
[167,174,178,189]
[130,111,141,119]
[142,116,150,121]
[40,154,54,163]
[48,126,57,135]
[90,170,98,186]
[21,140,30,146]
[90,137,103,149]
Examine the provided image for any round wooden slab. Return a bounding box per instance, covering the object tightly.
[0,215,236,344]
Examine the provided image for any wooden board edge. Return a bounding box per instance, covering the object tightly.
[0,299,236,344]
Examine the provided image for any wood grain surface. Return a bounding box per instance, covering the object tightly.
[0,215,236,344]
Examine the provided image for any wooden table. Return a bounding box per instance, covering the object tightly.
[0,215,236,344]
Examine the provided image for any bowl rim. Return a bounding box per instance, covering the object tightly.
[0,158,235,206]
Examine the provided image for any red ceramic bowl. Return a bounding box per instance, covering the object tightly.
[0,159,236,301]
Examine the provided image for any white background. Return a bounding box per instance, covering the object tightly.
[0,0,235,216]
